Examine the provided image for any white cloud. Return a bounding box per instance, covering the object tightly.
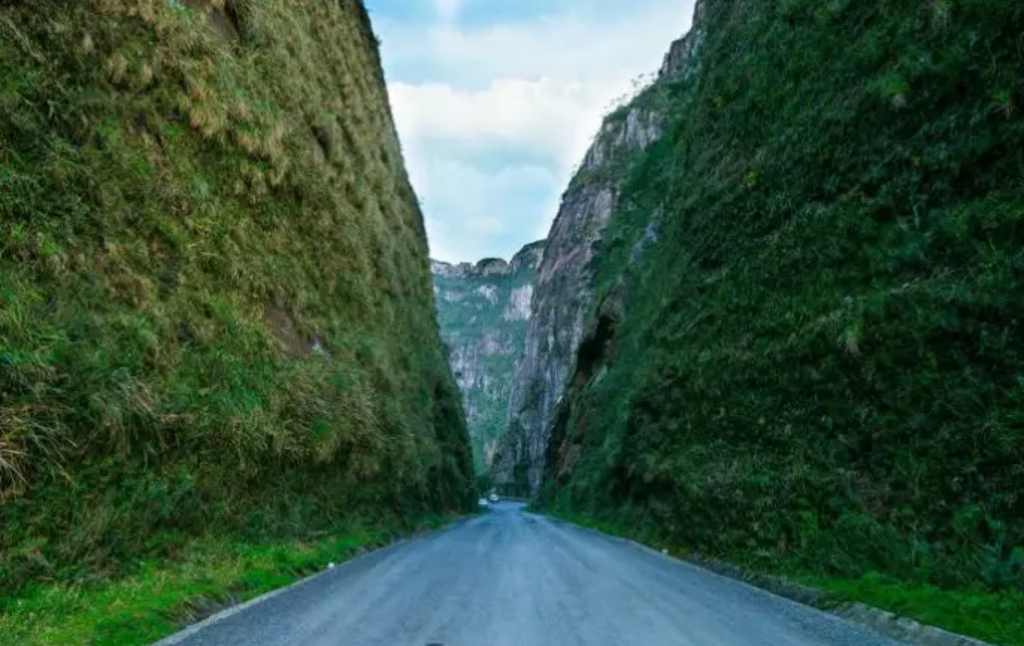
[379,4,691,87]
[375,1,695,261]
[390,77,605,176]
[411,149,559,262]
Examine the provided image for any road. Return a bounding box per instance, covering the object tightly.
[158,503,901,646]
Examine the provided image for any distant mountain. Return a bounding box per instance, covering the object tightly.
[431,241,544,471]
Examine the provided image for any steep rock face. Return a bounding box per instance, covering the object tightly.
[432,241,544,471]
[0,0,472,592]
[543,0,1024,596]
[493,14,706,493]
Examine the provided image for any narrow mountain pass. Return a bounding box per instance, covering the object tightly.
[159,503,900,646]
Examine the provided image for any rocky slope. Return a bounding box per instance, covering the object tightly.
[492,13,706,493]
[432,241,544,471]
[0,0,472,594]
[530,0,1024,598]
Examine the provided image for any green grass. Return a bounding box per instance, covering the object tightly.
[805,573,1024,646]
[0,513,459,646]
[549,508,1024,645]
[538,0,1024,614]
[1,0,472,598]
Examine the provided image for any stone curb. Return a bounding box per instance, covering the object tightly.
[681,552,993,646]
[548,515,995,646]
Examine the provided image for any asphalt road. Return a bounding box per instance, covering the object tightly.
[158,503,902,646]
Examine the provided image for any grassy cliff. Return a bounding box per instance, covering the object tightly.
[0,0,472,602]
[544,0,1024,634]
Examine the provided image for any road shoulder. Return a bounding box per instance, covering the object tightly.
[543,512,1000,646]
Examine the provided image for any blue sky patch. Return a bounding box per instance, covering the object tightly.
[366,0,693,262]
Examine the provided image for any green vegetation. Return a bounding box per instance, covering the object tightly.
[0,0,472,610]
[543,0,1024,639]
[552,509,1024,645]
[806,573,1024,645]
[0,512,456,646]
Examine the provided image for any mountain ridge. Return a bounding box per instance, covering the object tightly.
[431,239,545,471]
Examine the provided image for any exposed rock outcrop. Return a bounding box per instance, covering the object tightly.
[432,241,544,471]
[527,0,1024,618]
[493,13,707,494]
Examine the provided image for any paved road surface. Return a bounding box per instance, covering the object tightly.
[159,503,901,646]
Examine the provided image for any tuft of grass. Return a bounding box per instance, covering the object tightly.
[0,512,457,646]
[551,508,1024,646]
[1,0,473,599]
[804,572,1024,646]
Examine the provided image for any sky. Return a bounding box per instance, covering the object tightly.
[365,0,695,263]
